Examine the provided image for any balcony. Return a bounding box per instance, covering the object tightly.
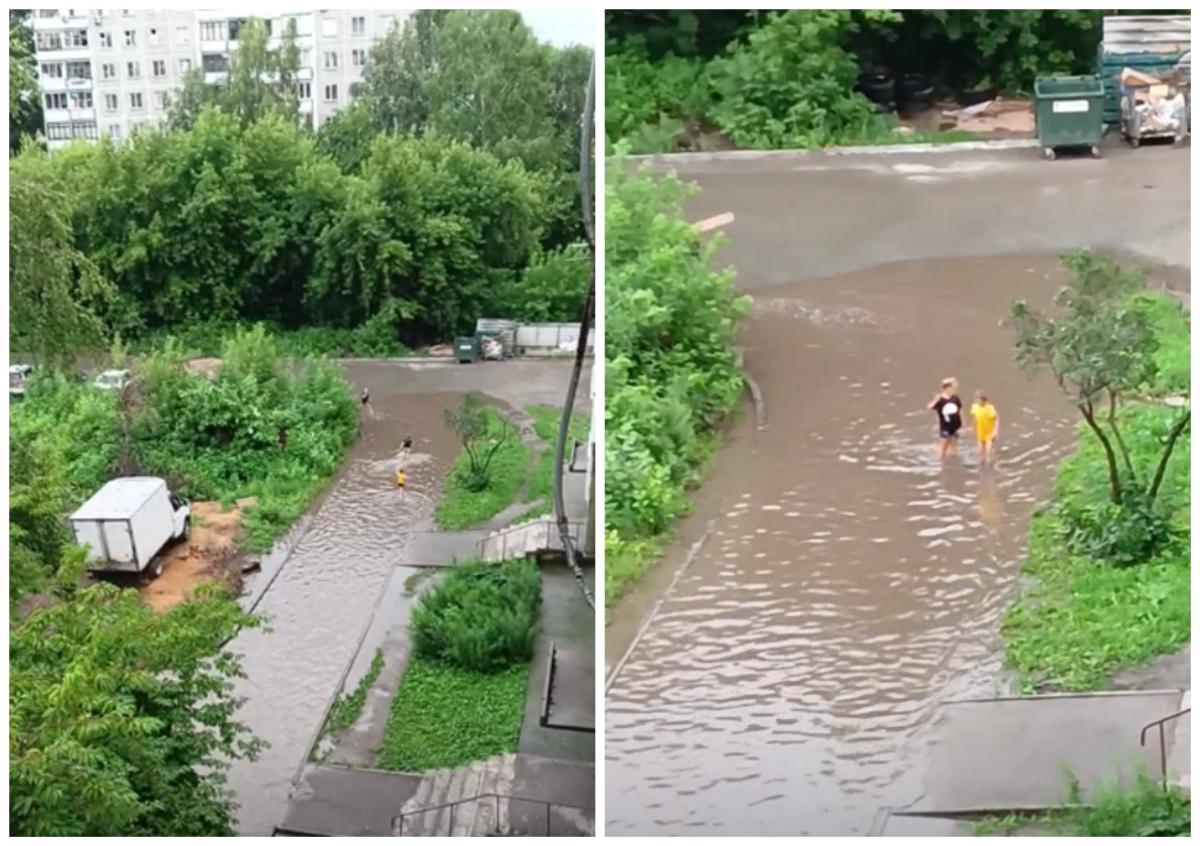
[66,76,94,91]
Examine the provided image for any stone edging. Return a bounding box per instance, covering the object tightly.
[622,137,1040,165]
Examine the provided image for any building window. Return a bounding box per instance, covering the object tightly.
[156,91,170,110]
[99,31,113,48]
[301,48,312,67]
[102,62,116,80]
[349,82,365,99]
[127,61,140,80]
[323,84,337,102]
[175,25,191,45]
[324,51,338,70]
[45,92,68,110]
[321,17,338,37]
[124,29,136,47]
[297,81,311,100]
[201,21,224,41]
[66,61,91,79]
[37,32,63,51]
[351,49,366,68]
[40,62,64,79]
[202,54,228,73]
[130,92,144,110]
[46,123,72,140]
[66,30,88,48]
[72,121,98,139]
[148,27,161,46]
[108,124,122,140]
[352,16,366,35]
[70,91,93,109]
[38,10,57,18]
[179,58,193,75]
[104,93,119,111]
[152,60,166,78]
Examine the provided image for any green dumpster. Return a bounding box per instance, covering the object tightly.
[1034,75,1106,159]
[455,336,478,363]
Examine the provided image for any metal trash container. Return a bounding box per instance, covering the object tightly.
[454,336,478,363]
[1034,75,1106,159]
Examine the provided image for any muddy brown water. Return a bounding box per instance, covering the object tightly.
[223,389,460,835]
[604,256,1097,836]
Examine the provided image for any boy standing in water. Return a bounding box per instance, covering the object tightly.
[970,391,1000,466]
[927,378,963,459]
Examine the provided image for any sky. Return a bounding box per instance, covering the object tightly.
[516,8,595,48]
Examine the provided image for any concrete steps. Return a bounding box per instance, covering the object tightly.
[902,689,1186,816]
[478,519,581,562]
[396,754,516,836]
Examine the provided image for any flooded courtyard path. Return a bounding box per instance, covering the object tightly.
[223,360,577,834]
[605,256,1087,835]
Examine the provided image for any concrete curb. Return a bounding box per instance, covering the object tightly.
[604,522,714,695]
[744,372,767,431]
[622,138,1039,165]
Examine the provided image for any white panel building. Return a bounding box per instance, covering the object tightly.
[31,8,410,149]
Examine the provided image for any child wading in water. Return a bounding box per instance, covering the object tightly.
[395,436,414,491]
[970,391,1000,466]
[927,377,964,459]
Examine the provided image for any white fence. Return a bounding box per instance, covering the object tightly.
[515,323,594,356]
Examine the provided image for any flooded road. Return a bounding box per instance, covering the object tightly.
[605,256,1085,835]
[223,358,578,834]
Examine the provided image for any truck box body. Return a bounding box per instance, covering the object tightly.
[70,477,175,573]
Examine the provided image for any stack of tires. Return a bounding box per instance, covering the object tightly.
[857,69,935,115]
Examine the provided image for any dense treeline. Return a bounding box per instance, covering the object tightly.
[10,11,591,357]
[606,9,1136,152]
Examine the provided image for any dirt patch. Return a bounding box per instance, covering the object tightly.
[138,497,257,613]
[184,357,222,378]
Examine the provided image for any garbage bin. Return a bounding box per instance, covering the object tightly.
[1034,75,1106,159]
[455,336,478,363]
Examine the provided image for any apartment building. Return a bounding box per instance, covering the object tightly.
[31,8,409,149]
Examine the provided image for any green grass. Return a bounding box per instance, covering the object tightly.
[1133,292,1190,396]
[321,649,384,739]
[1003,403,1190,692]
[523,405,590,516]
[375,656,528,771]
[435,408,530,530]
[973,776,1190,837]
[604,532,666,609]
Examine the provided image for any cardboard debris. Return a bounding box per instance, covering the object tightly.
[1120,67,1163,87]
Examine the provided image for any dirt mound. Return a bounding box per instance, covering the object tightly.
[139,497,257,613]
[184,357,222,378]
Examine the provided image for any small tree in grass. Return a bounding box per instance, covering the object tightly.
[443,393,514,491]
[1005,251,1190,562]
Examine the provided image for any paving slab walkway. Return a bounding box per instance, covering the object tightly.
[902,690,1184,816]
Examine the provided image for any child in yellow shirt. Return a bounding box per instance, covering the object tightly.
[395,469,407,489]
[970,392,999,466]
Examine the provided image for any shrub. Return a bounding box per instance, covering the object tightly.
[410,560,541,673]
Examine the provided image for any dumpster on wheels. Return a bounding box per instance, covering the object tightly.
[1034,75,1106,159]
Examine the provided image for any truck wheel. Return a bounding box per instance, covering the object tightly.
[152,557,164,578]
[183,516,192,542]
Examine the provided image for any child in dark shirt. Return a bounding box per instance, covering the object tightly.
[927,377,963,460]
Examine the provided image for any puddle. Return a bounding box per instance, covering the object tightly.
[605,256,1089,835]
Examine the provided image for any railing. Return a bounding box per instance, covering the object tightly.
[1140,706,1190,788]
[478,520,582,560]
[393,792,593,836]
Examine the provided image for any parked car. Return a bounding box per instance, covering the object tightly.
[9,364,33,398]
[94,368,132,391]
[70,476,191,578]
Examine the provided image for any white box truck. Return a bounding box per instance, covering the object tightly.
[70,477,191,577]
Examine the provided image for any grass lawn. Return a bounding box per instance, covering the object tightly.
[521,405,590,521]
[321,649,384,739]
[375,656,528,771]
[604,532,665,610]
[1003,401,1190,692]
[435,407,530,530]
[974,776,1189,837]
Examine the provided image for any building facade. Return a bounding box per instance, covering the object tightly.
[31,8,409,149]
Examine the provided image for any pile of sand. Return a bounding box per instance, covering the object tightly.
[138,497,257,613]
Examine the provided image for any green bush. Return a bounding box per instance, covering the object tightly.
[410,560,541,673]
[524,405,589,514]
[604,163,747,604]
[376,657,527,772]
[707,11,896,149]
[1131,292,1190,396]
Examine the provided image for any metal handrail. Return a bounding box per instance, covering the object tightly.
[1139,706,1190,788]
[393,791,593,837]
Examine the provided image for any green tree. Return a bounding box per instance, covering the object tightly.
[442,393,515,491]
[10,583,262,836]
[10,10,42,155]
[1006,251,1190,510]
[10,151,114,367]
